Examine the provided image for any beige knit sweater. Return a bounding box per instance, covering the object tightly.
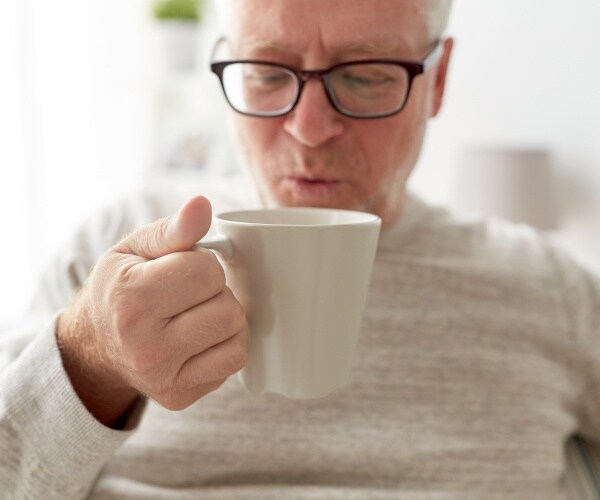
[1,175,599,499]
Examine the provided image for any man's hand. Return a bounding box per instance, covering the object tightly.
[57,196,249,428]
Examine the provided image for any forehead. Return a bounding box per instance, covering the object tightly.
[224,0,428,57]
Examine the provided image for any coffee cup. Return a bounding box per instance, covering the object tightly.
[196,207,381,399]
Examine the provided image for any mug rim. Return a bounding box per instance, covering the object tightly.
[215,207,381,227]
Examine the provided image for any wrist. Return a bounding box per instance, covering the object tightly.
[56,301,141,429]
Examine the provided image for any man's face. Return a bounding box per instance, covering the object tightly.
[225,0,452,227]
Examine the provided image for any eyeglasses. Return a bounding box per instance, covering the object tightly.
[210,40,444,119]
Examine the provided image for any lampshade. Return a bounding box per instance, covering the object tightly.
[452,148,560,230]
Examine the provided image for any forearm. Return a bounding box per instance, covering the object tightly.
[0,317,138,499]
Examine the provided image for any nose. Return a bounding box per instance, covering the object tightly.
[283,80,344,147]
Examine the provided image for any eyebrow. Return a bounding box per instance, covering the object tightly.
[344,39,420,58]
[236,40,283,57]
[237,38,422,60]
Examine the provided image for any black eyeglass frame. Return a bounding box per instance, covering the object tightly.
[210,40,444,119]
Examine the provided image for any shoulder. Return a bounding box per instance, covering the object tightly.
[381,193,600,316]
[389,193,564,272]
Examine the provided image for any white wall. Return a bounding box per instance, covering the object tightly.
[0,0,153,323]
[0,0,31,322]
[414,0,600,200]
[411,0,600,271]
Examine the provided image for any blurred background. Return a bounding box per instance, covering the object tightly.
[1,0,599,324]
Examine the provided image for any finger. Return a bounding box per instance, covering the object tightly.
[172,324,250,391]
[129,247,226,320]
[158,378,228,412]
[162,287,248,356]
[114,196,213,260]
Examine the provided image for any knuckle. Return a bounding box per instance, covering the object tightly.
[158,383,210,412]
[201,291,246,340]
[160,394,191,412]
[228,295,248,332]
[204,378,228,396]
[114,259,138,285]
[162,381,225,410]
[131,344,178,379]
[150,217,171,254]
[128,350,157,375]
[221,308,241,335]
[219,307,246,339]
[228,342,249,373]
[149,378,172,397]
[201,252,226,292]
[110,288,147,334]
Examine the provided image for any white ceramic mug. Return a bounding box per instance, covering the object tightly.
[196,207,381,399]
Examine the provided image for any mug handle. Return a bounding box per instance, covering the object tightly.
[193,234,233,261]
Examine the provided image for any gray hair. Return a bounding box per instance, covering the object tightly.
[426,0,453,42]
[213,0,453,43]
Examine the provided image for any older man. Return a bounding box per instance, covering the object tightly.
[1,0,599,498]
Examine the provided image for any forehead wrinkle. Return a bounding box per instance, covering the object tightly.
[234,20,328,61]
[344,38,423,58]
[235,36,422,61]
[238,39,282,55]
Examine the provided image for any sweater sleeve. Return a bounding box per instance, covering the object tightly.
[0,316,142,499]
[553,250,600,442]
[0,193,162,498]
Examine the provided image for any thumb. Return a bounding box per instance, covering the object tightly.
[115,196,213,259]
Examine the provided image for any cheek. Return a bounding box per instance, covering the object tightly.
[354,86,430,214]
[361,112,425,184]
[390,86,430,161]
[235,116,282,162]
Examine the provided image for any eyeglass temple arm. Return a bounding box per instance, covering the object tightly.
[423,40,445,71]
[210,36,227,63]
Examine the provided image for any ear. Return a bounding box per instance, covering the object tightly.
[430,37,454,118]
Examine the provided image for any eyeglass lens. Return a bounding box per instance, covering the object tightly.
[221,62,411,117]
[222,64,297,115]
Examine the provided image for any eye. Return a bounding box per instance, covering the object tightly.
[337,67,395,88]
[244,65,292,89]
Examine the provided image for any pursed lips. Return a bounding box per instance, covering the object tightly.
[281,175,344,198]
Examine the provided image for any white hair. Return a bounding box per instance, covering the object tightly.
[426,0,453,42]
[212,0,453,43]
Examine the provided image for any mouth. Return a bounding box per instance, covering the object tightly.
[282,175,344,200]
